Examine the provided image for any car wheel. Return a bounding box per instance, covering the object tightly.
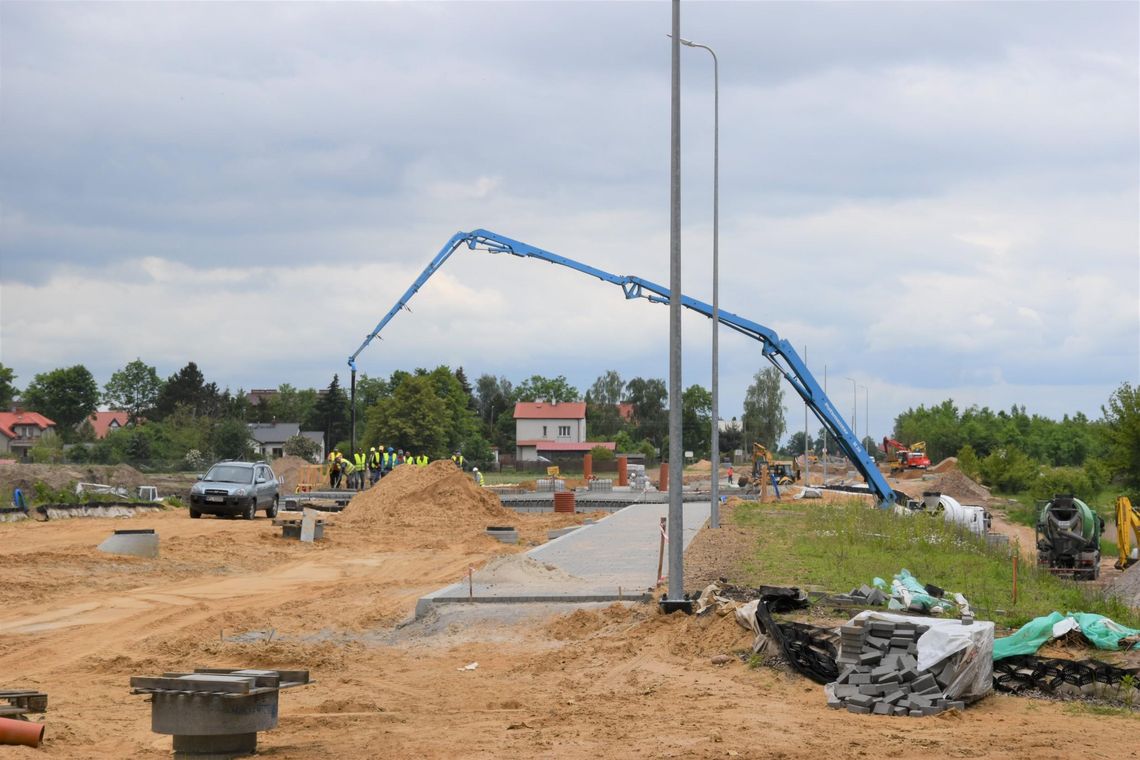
[189,509,201,519]
[266,496,279,519]
[243,499,256,520]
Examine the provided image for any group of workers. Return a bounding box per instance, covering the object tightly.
[326,448,479,490]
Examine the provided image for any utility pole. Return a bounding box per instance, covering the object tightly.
[665,0,685,608]
[804,346,809,485]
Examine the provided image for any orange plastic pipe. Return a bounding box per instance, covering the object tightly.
[0,717,45,747]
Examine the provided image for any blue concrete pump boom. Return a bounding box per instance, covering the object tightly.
[348,229,900,508]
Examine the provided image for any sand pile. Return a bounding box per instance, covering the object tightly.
[689,459,713,472]
[338,459,516,537]
[272,455,313,492]
[932,469,991,505]
[930,457,958,473]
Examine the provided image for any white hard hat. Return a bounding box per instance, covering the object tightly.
[473,467,479,471]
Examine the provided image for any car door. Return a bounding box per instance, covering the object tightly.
[250,466,265,508]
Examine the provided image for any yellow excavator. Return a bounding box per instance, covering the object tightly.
[750,443,798,486]
[1115,495,1140,570]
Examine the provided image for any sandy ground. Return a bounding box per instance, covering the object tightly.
[1,477,1137,758]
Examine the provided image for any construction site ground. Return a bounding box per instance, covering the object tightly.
[1,461,1137,758]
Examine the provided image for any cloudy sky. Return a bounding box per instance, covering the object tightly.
[1,1,1137,440]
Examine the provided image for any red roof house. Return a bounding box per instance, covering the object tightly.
[87,411,130,439]
[0,411,56,459]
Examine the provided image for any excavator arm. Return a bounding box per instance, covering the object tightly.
[1116,496,1140,570]
[349,229,903,508]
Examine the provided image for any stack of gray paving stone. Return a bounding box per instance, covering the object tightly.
[830,584,888,607]
[827,618,966,716]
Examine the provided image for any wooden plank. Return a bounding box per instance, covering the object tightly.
[130,676,251,694]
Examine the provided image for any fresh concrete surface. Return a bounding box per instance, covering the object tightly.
[416,502,711,618]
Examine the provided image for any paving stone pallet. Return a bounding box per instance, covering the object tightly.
[828,619,967,717]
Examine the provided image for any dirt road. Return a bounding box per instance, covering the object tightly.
[0,491,1136,757]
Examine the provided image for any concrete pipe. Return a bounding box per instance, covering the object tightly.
[0,717,45,748]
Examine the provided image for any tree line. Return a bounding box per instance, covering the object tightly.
[887,386,1140,500]
[2,360,797,468]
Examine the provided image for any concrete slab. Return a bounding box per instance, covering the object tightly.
[416,502,711,618]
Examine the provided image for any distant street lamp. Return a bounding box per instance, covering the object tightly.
[859,384,869,443]
[845,377,857,439]
[669,33,720,528]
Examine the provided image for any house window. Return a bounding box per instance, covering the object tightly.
[558,425,570,437]
[543,425,547,437]
[272,447,284,458]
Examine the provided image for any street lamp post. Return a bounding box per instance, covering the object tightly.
[670,33,720,528]
[845,377,857,439]
[859,384,869,443]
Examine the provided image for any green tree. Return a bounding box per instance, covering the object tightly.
[211,418,254,460]
[585,370,626,439]
[307,375,350,455]
[719,418,743,456]
[263,383,320,425]
[0,364,17,407]
[977,447,1039,493]
[625,376,668,447]
[590,445,615,462]
[956,444,981,480]
[22,365,100,436]
[681,384,712,459]
[103,358,164,424]
[742,367,785,449]
[475,374,514,450]
[364,374,449,455]
[283,434,321,462]
[515,374,579,403]
[29,430,65,463]
[1102,382,1140,493]
[153,362,224,420]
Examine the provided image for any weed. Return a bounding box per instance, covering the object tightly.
[731,498,1140,629]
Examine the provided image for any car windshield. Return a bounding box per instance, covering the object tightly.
[203,465,254,484]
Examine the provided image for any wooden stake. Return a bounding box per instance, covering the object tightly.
[656,517,667,584]
[468,566,474,600]
[1012,553,1019,605]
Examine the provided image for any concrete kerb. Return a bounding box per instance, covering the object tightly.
[415,502,712,619]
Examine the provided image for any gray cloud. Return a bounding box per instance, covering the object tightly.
[1,1,1136,434]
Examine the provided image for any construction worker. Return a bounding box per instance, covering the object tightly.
[472,467,484,487]
[397,449,405,465]
[383,447,395,476]
[353,450,367,490]
[368,447,382,485]
[339,454,355,489]
[328,450,341,488]
[418,453,427,467]
[451,450,465,470]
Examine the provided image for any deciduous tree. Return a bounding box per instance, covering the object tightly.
[104,358,163,424]
[742,367,785,449]
[22,365,100,435]
[1102,382,1140,493]
[0,364,17,408]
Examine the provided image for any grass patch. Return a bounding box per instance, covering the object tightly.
[1062,702,1140,719]
[732,499,1140,629]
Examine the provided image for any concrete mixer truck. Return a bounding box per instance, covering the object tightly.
[1036,494,1104,581]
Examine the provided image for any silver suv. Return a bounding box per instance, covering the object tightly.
[188,461,279,520]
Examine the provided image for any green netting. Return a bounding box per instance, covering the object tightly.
[993,611,1140,660]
